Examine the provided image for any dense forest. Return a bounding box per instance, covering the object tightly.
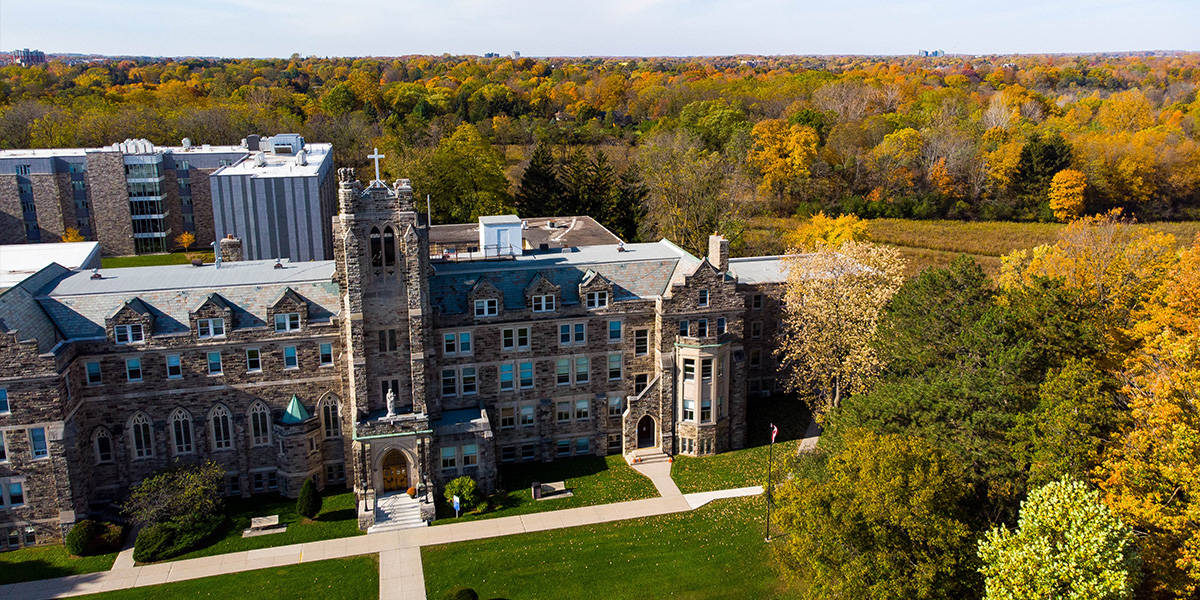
[1,53,1198,253]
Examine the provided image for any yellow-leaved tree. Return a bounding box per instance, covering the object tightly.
[747,119,819,197]
[999,210,1177,357]
[1098,235,1200,598]
[175,231,196,253]
[1048,168,1087,222]
[61,227,85,243]
[778,241,905,421]
[784,212,869,251]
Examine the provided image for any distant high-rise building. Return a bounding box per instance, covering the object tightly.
[12,49,45,66]
[511,51,521,59]
[0,134,334,259]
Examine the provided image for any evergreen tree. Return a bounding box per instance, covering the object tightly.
[515,143,562,217]
[296,479,322,519]
[558,147,591,216]
[611,164,649,242]
[581,150,617,218]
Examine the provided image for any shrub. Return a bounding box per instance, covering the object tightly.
[296,479,322,519]
[123,461,223,527]
[132,522,175,563]
[65,520,100,556]
[132,513,224,563]
[443,587,479,600]
[444,476,479,511]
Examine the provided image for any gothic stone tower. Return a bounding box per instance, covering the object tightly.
[332,168,436,527]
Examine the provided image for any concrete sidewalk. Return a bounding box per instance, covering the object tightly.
[1,485,758,600]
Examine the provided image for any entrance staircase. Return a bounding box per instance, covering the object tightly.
[625,447,669,466]
[367,492,427,534]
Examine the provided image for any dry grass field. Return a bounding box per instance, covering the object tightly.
[745,217,1200,277]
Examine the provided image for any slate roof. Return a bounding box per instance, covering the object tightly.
[429,240,698,315]
[34,260,339,340]
[0,263,68,353]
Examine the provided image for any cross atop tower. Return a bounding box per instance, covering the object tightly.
[368,148,385,185]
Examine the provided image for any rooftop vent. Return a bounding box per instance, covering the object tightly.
[181,137,192,150]
[296,149,307,166]
[253,152,266,167]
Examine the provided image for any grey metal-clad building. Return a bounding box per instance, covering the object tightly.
[210,136,335,262]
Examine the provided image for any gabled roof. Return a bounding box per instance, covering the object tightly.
[190,292,232,314]
[281,395,312,424]
[108,297,153,320]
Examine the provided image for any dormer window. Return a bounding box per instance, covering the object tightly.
[475,299,498,318]
[114,324,144,345]
[699,289,709,307]
[531,294,555,313]
[274,312,300,332]
[585,291,609,310]
[197,318,225,339]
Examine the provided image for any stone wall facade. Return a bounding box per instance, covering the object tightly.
[0,176,793,550]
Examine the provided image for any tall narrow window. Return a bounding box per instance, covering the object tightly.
[283,346,298,369]
[207,351,223,375]
[519,361,534,388]
[93,428,113,464]
[575,356,590,383]
[608,354,623,380]
[85,361,102,385]
[382,227,396,266]
[29,428,47,459]
[499,363,515,391]
[556,358,570,385]
[634,329,649,355]
[211,406,233,451]
[130,413,153,459]
[0,389,7,414]
[319,343,334,366]
[246,348,262,372]
[250,402,271,446]
[125,358,142,383]
[321,400,340,439]
[369,227,382,267]
[166,354,182,379]
[170,409,193,455]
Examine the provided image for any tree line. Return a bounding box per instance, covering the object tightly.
[774,212,1199,599]
[0,54,1198,255]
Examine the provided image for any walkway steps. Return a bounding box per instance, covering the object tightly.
[368,493,427,534]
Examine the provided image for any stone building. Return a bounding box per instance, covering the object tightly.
[0,134,334,260]
[0,169,796,549]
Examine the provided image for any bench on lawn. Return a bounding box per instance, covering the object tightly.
[242,514,286,538]
[250,515,280,530]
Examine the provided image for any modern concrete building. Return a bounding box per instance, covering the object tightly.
[0,171,801,550]
[209,134,336,263]
[0,134,334,260]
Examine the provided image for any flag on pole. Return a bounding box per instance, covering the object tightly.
[770,423,778,443]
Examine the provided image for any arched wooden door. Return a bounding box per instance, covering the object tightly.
[381,450,409,493]
[637,415,656,449]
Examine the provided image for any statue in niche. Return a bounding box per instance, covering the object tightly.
[386,387,398,418]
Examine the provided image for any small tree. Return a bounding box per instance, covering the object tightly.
[123,461,223,527]
[175,231,196,253]
[65,519,100,556]
[978,477,1140,600]
[62,227,85,243]
[1048,169,1087,222]
[778,240,905,420]
[444,476,479,511]
[296,479,322,519]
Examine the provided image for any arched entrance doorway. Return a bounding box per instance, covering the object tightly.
[637,415,656,449]
[381,450,409,493]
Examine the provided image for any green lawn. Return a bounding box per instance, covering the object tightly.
[423,495,791,600]
[101,251,214,269]
[0,544,120,585]
[432,454,658,525]
[165,488,362,562]
[73,555,378,600]
[671,395,811,494]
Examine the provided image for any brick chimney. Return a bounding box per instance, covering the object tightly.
[219,234,243,263]
[708,234,729,271]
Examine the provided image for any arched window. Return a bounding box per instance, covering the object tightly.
[92,428,113,464]
[170,408,193,455]
[210,405,233,451]
[382,226,396,267]
[129,413,153,459]
[320,397,340,439]
[249,402,271,447]
[369,227,382,268]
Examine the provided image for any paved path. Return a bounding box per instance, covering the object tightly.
[3,484,759,600]
[629,459,683,497]
[798,419,821,452]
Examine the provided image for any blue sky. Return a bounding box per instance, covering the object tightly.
[2,1,1196,57]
